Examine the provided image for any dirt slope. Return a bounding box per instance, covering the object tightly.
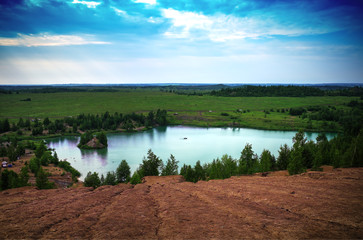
[0,168,362,239]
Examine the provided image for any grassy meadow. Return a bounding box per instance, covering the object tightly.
[0,90,357,131]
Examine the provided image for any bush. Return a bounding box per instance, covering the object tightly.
[36,167,55,189]
[129,171,142,185]
[289,107,306,116]
[84,172,101,189]
[29,157,41,174]
[58,160,81,180]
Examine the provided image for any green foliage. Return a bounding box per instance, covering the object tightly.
[210,85,325,97]
[43,117,50,126]
[277,144,290,170]
[19,166,30,187]
[129,170,142,184]
[32,126,43,136]
[35,141,47,158]
[289,107,306,116]
[6,146,17,162]
[96,132,108,146]
[0,169,28,190]
[78,131,93,147]
[194,160,206,181]
[181,155,238,182]
[103,171,117,186]
[0,118,10,133]
[40,151,52,166]
[116,160,131,183]
[29,157,41,174]
[139,149,163,177]
[36,167,55,189]
[84,172,101,189]
[58,160,81,181]
[302,141,316,169]
[51,152,59,165]
[78,131,108,149]
[161,154,179,176]
[288,130,306,175]
[238,144,257,174]
[260,149,273,172]
[16,143,25,157]
[180,164,196,182]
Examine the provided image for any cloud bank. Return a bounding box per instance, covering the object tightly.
[0,0,362,84]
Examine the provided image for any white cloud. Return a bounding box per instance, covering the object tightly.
[72,0,101,8]
[133,0,157,5]
[112,7,127,17]
[112,6,162,24]
[162,8,337,42]
[0,33,110,47]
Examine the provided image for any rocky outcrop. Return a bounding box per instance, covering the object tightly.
[78,137,106,149]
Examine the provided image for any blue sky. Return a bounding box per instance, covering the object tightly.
[0,0,362,84]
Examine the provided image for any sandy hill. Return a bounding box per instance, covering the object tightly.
[0,168,362,239]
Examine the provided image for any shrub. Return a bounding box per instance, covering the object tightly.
[36,167,55,189]
[129,171,142,185]
[84,172,101,189]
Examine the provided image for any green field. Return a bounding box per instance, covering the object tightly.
[0,91,357,131]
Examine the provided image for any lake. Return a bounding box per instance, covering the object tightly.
[46,126,336,180]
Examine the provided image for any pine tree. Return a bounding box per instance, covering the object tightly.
[194,160,206,181]
[161,154,179,176]
[116,160,131,183]
[239,143,257,174]
[139,149,162,176]
[277,144,290,170]
[96,132,108,146]
[130,170,142,184]
[260,149,272,172]
[104,172,117,185]
[36,167,54,189]
[288,130,306,175]
[84,172,101,189]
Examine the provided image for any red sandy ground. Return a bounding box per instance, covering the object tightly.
[0,168,362,239]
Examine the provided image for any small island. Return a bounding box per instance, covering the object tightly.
[77,131,108,149]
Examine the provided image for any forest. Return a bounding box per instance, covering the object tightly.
[0,109,168,137]
[210,85,363,97]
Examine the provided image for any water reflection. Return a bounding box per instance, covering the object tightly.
[80,148,108,166]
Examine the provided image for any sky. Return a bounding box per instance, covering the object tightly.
[0,0,362,85]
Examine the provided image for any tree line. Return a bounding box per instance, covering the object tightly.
[210,85,363,97]
[289,100,363,135]
[0,109,168,136]
[83,149,179,188]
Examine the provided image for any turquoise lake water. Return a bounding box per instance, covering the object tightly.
[46,126,336,179]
